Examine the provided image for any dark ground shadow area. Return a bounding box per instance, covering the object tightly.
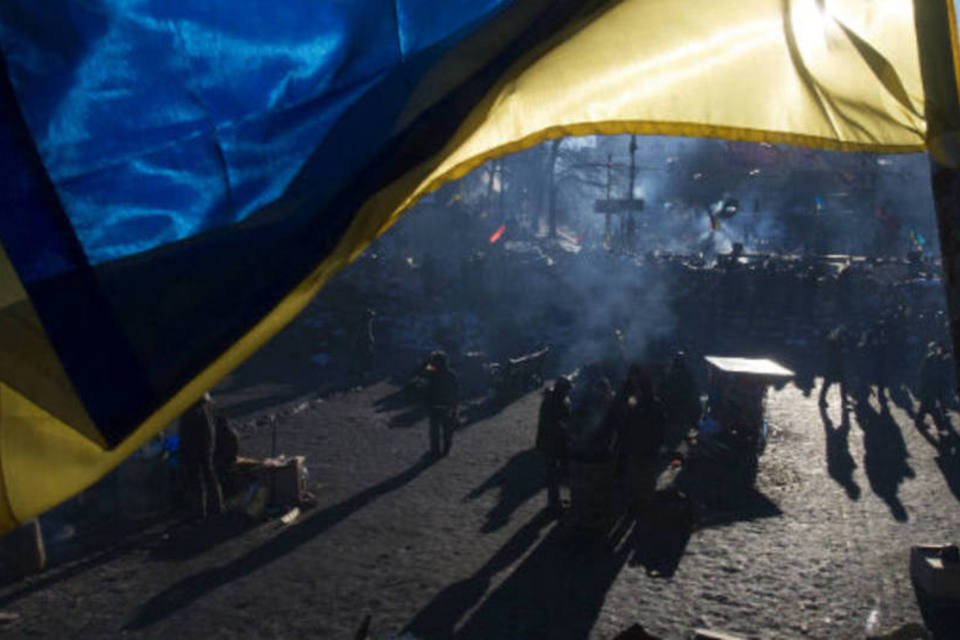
[820,405,862,500]
[888,383,918,420]
[691,488,782,529]
[912,409,960,504]
[914,579,960,640]
[148,513,258,562]
[627,489,698,579]
[852,396,915,522]
[376,382,529,432]
[220,370,394,420]
[0,514,169,606]
[405,511,637,640]
[126,453,435,630]
[403,509,555,639]
[934,439,960,504]
[375,388,428,429]
[465,449,544,533]
[452,516,636,640]
[408,470,778,639]
[460,395,516,428]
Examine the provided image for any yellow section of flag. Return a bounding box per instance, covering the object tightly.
[349,0,958,253]
[3,0,960,530]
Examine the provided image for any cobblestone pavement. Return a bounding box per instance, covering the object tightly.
[0,377,957,639]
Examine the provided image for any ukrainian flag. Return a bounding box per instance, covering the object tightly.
[1,0,958,530]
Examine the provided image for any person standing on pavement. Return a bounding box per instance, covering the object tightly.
[819,325,849,409]
[620,366,667,511]
[536,376,573,515]
[350,307,377,379]
[917,341,951,435]
[866,320,890,404]
[423,351,459,458]
[179,392,225,518]
[660,350,701,451]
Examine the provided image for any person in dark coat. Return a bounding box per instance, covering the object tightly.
[917,342,950,434]
[536,377,573,514]
[423,351,459,458]
[213,413,239,495]
[865,320,890,403]
[179,393,224,517]
[614,365,666,510]
[819,326,848,409]
[572,372,616,453]
[660,350,701,450]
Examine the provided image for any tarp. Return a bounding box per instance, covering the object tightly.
[1,0,959,530]
[705,356,796,379]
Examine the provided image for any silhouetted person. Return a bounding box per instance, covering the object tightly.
[350,308,376,378]
[865,321,890,403]
[214,412,239,495]
[917,342,950,434]
[614,365,666,511]
[573,374,615,453]
[536,377,573,514]
[179,393,225,518]
[423,351,459,458]
[819,326,848,409]
[660,350,701,450]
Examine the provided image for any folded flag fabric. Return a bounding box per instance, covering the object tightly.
[1,0,958,529]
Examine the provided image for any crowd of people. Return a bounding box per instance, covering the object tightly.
[180,241,957,526]
[531,351,719,519]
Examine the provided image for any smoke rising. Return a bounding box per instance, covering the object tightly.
[352,136,942,381]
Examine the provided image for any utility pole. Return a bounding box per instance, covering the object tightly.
[916,0,960,396]
[547,138,562,238]
[498,160,506,223]
[627,134,638,239]
[604,153,613,242]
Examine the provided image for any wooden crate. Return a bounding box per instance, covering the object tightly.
[263,456,305,507]
[911,544,960,602]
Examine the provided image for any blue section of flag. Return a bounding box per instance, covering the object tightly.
[0,0,512,274]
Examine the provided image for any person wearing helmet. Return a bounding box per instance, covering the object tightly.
[536,376,573,514]
[423,351,459,458]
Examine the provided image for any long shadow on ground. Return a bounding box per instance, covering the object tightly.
[452,515,636,640]
[852,396,914,522]
[628,491,698,580]
[148,514,257,562]
[912,410,960,505]
[126,453,435,630]
[410,473,779,639]
[465,449,544,533]
[405,512,635,640]
[375,388,427,429]
[460,395,518,428]
[0,514,169,606]
[819,405,861,500]
[404,509,555,639]
[888,383,918,421]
